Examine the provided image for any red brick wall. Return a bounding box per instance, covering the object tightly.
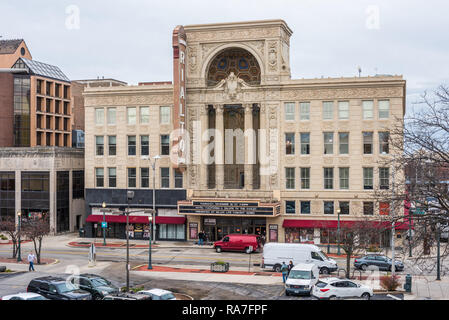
[0,73,14,147]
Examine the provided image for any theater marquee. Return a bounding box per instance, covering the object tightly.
[178,199,281,218]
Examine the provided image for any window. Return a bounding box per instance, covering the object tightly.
[339,133,349,154]
[174,170,183,188]
[160,106,170,124]
[141,168,149,188]
[140,106,150,124]
[363,132,373,154]
[161,135,170,155]
[286,201,296,214]
[286,168,295,190]
[300,133,310,155]
[338,101,349,120]
[324,132,334,155]
[108,168,116,188]
[108,136,116,156]
[95,108,104,125]
[128,136,136,156]
[301,201,311,215]
[379,168,390,190]
[379,132,390,154]
[379,100,390,119]
[284,102,295,121]
[285,133,295,155]
[339,168,349,190]
[127,107,136,125]
[324,168,334,190]
[339,202,350,215]
[300,102,310,120]
[141,135,149,156]
[161,168,170,188]
[363,202,374,215]
[323,101,334,120]
[362,100,374,120]
[72,171,84,199]
[95,136,104,156]
[301,168,310,189]
[364,168,374,190]
[107,108,116,125]
[95,168,104,188]
[324,201,334,215]
[128,168,136,188]
[380,202,390,216]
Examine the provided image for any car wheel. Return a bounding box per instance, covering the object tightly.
[320,267,330,275]
[285,291,290,296]
[388,266,392,272]
[216,246,222,253]
[361,293,371,300]
[361,264,368,271]
[274,264,281,273]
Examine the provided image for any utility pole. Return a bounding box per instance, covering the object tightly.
[391,162,396,278]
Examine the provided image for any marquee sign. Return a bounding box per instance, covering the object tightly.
[172,25,187,170]
[178,199,281,217]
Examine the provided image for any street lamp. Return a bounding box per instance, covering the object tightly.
[151,155,160,245]
[148,215,153,270]
[101,202,107,246]
[337,208,341,256]
[17,211,22,262]
[125,190,134,292]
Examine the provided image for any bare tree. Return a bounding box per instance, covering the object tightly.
[22,217,50,264]
[0,217,21,259]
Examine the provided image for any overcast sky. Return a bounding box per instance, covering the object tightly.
[1,0,448,112]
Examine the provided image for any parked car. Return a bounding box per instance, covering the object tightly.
[262,243,338,274]
[103,293,152,300]
[69,274,119,300]
[214,234,261,254]
[1,292,47,300]
[285,264,319,296]
[312,278,373,300]
[440,225,449,243]
[354,255,404,272]
[137,289,177,300]
[27,276,92,300]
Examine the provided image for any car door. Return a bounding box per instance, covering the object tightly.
[38,283,51,299]
[48,284,61,300]
[375,256,388,270]
[79,278,94,295]
[330,281,344,297]
[221,236,230,251]
[310,251,324,268]
[344,281,360,297]
[364,256,377,268]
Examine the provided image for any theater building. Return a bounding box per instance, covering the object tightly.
[84,20,408,245]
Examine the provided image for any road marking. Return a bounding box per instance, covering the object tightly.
[387,294,402,300]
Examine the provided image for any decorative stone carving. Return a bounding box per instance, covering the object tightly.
[281,87,404,100]
[323,157,334,165]
[213,72,252,101]
[268,41,278,72]
[188,46,198,72]
[187,27,279,43]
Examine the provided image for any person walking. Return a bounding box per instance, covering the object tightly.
[198,231,204,246]
[288,261,294,276]
[28,251,36,272]
[281,262,289,283]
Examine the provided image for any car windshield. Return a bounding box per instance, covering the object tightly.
[28,296,46,300]
[91,278,112,287]
[288,270,312,280]
[160,293,175,300]
[319,251,330,261]
[55,282,77,293]
[315,281,327,288]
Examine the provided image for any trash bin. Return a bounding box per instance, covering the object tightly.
[404,274,412,293]
[79,228,85,238]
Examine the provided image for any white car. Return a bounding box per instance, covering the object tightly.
[136,289,177,300]
[1,292,47,300]
[312,278,373,300]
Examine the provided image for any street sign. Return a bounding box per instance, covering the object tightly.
[411,208,426,215]
[101,222,108,228]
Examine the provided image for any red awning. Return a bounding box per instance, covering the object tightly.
[86,215,186,225]
[282,219,410,231]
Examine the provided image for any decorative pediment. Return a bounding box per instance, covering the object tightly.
[212,72,252,101]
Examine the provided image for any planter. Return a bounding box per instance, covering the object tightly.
[0,266,6,273]
[210,262,230,273]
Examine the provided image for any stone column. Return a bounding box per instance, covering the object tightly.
[244,104,254,190]
[215,104,224,190]
[15,170,21,226]
[49,170,57,235]
[200,105,209,190]
[259,103,268,191]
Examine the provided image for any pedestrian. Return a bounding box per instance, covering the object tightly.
[28,251,36,272]
[198,230,204,246]
[261,232,266,246]
[281,261,288,283]
[288,261,294,276]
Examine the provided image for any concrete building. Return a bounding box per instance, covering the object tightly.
[83,20,409,245]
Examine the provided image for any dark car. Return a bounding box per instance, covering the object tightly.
[69,274,119,300]
[354,255,404,272]
[103,293,152,300]
[27,276,92,300]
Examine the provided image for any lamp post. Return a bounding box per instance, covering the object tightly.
[17,211,22,262]
[148,215,153,270]
[125,190,134,292]
[151,155,160,245]
[101,202,107,246]
[337,208,341,256]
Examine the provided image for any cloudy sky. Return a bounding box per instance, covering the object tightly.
[1,0,448,111]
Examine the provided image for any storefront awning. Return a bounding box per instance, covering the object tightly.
[282,219,410,231]
[86,215,186,225]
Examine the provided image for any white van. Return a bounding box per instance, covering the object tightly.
[285,264,319,296]
[262,243,338,274]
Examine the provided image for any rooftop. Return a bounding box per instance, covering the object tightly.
[12,57,70,83]
[0,39,23,54]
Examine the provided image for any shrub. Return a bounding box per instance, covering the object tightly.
[367,245,380,252]
[380,275,401,291]
[214,260,227,265]
[0,235,8,240]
